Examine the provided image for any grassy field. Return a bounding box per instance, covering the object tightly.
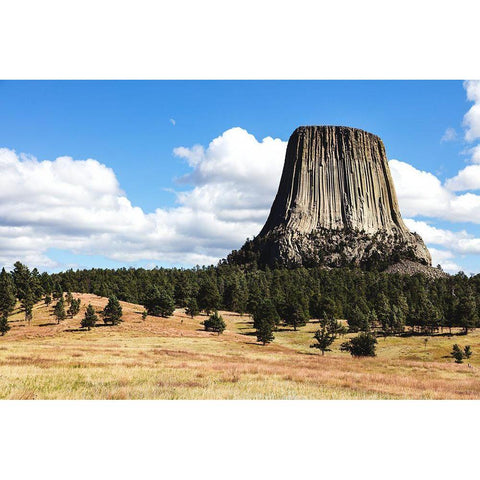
[1,293,479,399]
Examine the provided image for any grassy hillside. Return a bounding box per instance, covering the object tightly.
[0,293,479,399]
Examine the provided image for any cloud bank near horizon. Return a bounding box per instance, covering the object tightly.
[2,82,480,274]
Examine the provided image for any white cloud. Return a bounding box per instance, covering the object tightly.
[463,80,480,142]
[441,127,457,142]
[445,164,480,191]
[169,118,176,126]
[0,129,286,270]
[468,144,480,164]
[390,158,480,221]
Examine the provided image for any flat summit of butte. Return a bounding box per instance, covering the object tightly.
[228,125,443,276]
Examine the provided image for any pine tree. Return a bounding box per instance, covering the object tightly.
[53,298,66,324]
[81,304,98,331]
[198,278,221,314]
[253,299,279,330]
[311,317,342,355]
[310,294,336,319]
[464,345,472,359]
[65,291,73,305]
[103,296,123,325]
[256,316,275,345]
[451,344,464,363]
[67,298,81,317]
[283,302,309,331]
[185,297,200,318]
[44,294,52,306]
[341,332,377,357]
[202,311,226,335]
[0,268,16,318]
[144,287,175,317]
[12,261,31,302]
[0,313,10,336]
[21,286,34,324]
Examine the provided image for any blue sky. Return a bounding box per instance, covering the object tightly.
[1,80,480,273]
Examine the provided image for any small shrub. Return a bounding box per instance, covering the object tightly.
[451,344,464,364]
[341,332,377,357]
[203,311,226,335]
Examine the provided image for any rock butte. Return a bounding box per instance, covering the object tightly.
[229,126,441,276]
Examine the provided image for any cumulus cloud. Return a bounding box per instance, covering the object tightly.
[390,159,480,221]
[0,129,287,270]
[169,118,176,126]
[441,127,457,142]
[463,80,480,142]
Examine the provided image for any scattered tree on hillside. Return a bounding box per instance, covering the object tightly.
[253,299,279,345]
[185,297,200,318]
[81,304,98,331]
[464,345,472,359]
[103,296,123,325]
[253,299,279,330]
[44,294,52,306]
[311,317,344,355]
[68,298,81,317]
[341,332,377,357]
[0,313,10,336]
[65,291,73,305]
[202,311,226,335]
[256,316,275,345]
[21,288,34,324]
[451,344,464,364]
[0,268,16,319]
[53,298,66,324]
[142,310,148,321]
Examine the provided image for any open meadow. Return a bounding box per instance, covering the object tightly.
[1,293,479,399]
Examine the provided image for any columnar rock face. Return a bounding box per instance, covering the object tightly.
[228,126,434,272]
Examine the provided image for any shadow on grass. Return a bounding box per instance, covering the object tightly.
[399,331,468,338]
[39,322,57,327]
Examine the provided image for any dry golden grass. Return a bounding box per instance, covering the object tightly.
[1,293,480,399]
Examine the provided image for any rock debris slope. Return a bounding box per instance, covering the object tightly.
[228,126,439,274]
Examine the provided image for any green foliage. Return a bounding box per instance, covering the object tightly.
[347,306,367,333]
[44,294,52,306]
[253,299,278,345]
[341,332,377,357]
[0,268,16,318]
[65,291,73,305]
[197,278,221,314]
[310,294,336,319]
[9,259,480,341]
[203,311,226,335]
[53,298,66,324]
[142,310,148,321]
[0,313,10,336]
[185,297,200,318]
[144,287,175,317]
[253,299,279,330]
[81,304,98,331]
[451,344,464,363]
[311,317,343,355]
[464,345,472,359]
[68,298,81,317]
[256,317,275,345]
[103,296,123,325]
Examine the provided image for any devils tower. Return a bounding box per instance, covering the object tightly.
[228,125,435,273]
